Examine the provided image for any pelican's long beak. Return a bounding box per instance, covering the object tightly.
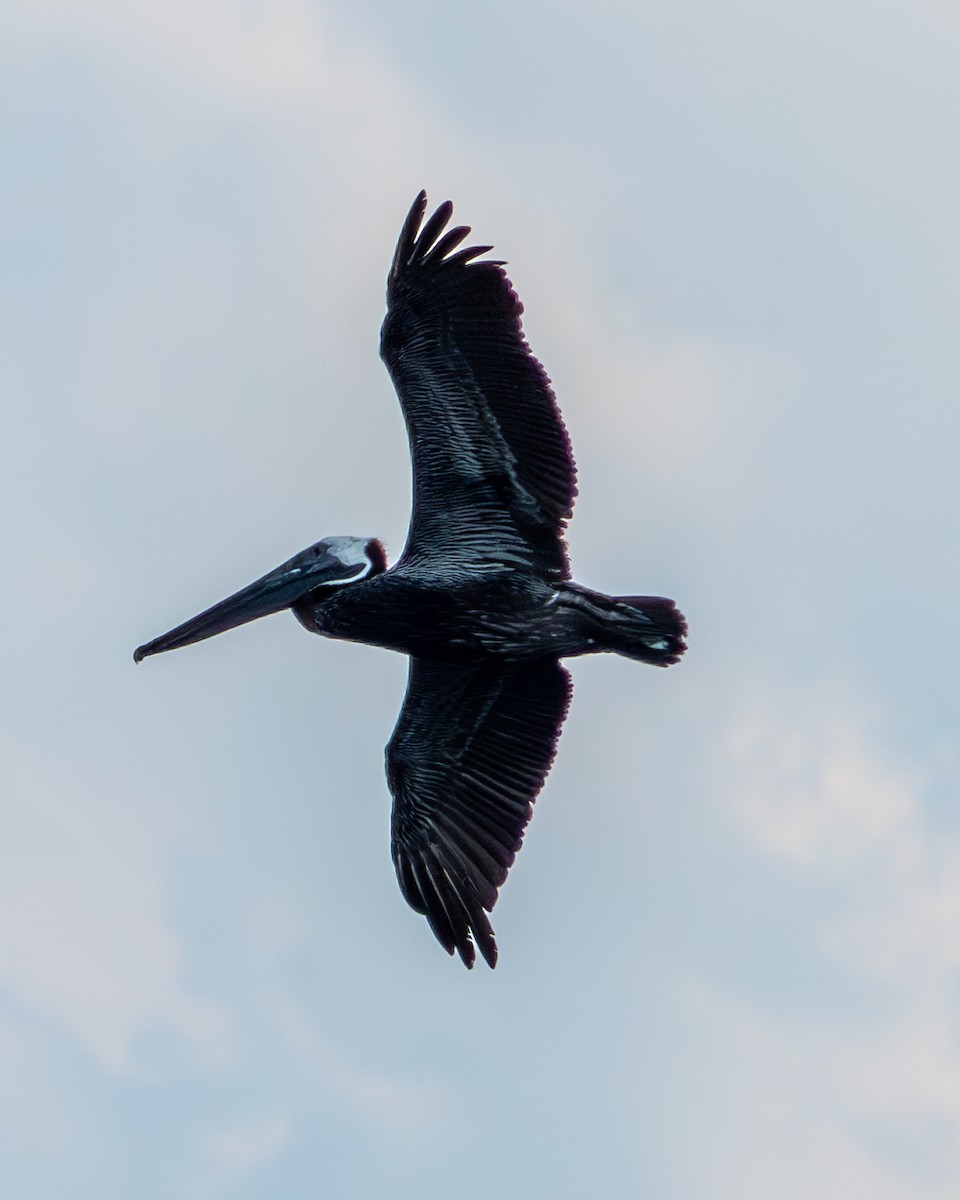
[133,544,364,662]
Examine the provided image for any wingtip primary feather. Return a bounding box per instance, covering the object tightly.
[394,831,500,968]
[389,191,429,285]
[414,199,455,259]
[421,224,472,265]
[391,194,502,281]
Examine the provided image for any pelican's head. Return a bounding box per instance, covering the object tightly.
[134,536,386,662]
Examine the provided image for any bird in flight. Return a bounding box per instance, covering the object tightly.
[135,192,687,968]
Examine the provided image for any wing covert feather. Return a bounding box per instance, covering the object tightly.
[381,192,577,580]
[386,656,572,967]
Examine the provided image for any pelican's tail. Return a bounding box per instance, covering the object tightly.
[559,584,687,667]
[605,594,688,666]
[552,580,686,667]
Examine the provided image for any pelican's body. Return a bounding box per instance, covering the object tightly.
[135,193,687,967]
[298,565,683,666]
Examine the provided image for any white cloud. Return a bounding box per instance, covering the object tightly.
[534,280,771,494]
[0,755,231,1077]
[676,985,960,1200]
[10,0,454,174]
[823,819,960,993]
[710,684,960,1194]
[725,693,917,868]
[267,991,448,1143]
[191,1111,292,1198]
[725,685,960,991]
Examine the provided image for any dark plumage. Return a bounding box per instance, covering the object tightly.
[134,192,687,967]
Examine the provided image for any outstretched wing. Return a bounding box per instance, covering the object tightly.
[380,192,577,582]
[386,656,572,967]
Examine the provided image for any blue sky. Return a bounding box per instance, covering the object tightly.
[3,1,959,1196]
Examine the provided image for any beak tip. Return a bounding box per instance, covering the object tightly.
[133,645,148,663]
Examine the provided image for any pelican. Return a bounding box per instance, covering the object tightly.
[135,192,687,967]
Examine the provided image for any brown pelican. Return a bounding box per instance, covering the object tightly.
[135,192,687,968]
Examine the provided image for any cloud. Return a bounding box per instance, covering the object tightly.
[724,693,917,868]
[711,683,960,1194]
[10,0,456,173]
[724,684,960,992]
[0,754,231,1077]
[676,984,960,1200]
[191,1110,292,1198]
[266,991,449,1143]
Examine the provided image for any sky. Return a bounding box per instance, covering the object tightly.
[2,0,959,1196]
